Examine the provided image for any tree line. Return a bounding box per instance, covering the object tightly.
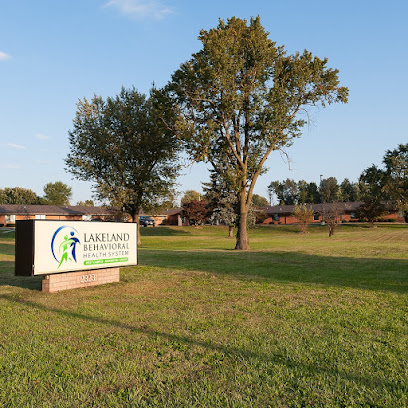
[268,177,362,205]
[0,182,93,207]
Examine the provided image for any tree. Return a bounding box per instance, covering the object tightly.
[167,17,348,249]
[252,194,269,207]
[182,200,208,226]
[202,170,237,236]
[339,178,360,202]
[0,187,40,204]
[65,87,180,244]
[357,165,389,226]
[43,181,72,205]
[323,204,342,237]
[76,200,95,207]
[180,190,201,205]
[319,177,340,203]
[268,179,298,205]
[383,143,408,211]
[292,204,314,233]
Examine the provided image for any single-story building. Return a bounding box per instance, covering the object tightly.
[262,202,406,225]
[0,204,116,226]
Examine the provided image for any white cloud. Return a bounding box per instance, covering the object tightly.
[7,143,26,150]
[0,51,11,61]
[35,133,50,140]
[2,164,20,169]
[104,0,174,20]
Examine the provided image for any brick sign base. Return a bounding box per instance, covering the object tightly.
[42,268,120,293]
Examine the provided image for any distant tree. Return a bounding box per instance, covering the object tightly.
[297,180,309,204]
[382,143,408,211]
[322,204,342,237]
[319,177,340,203]
[182,200,208,226]
[65,87,180,245]
[252,194,269,207]
[166,16,348,250]
[43,181,72,205]
[180,190,201,205]
[76,200,95,207]
[268,179,298,205]
[356,200,388,227]
[202,170,237,237]
[307,182,321,204]
[0,187,40,205]
[0,189,7,204]
[339,178,360,202]
[358,165,389,226]
[292,204,315,233]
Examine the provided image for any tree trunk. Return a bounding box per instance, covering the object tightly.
[235,189,251,250]
[235,211,250,249]
[131,210,142,245]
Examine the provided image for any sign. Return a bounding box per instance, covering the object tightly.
[15,220,137,276]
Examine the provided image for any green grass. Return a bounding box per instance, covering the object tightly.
[0,225,408,407]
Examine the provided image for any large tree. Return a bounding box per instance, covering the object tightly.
[66,87,180,243]
[43,181,72,205]
[166,16,348,249]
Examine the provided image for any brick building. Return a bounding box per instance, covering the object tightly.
[263,202,406,225]
[0,204,115,226]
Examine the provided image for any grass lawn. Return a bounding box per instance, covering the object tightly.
[0,224,407,407]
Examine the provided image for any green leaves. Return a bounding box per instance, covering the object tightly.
[66,87,181,220]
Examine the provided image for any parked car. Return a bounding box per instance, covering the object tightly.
[139,216,156,227]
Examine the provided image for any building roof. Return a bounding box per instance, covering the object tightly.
[0,204,114,216]
[264,202,365,215]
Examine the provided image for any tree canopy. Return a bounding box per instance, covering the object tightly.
[166,16,348,249]
[65,87,180,231]
[0,187,40,205]
[42,181,72,205]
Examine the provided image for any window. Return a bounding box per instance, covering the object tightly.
[272,214,280,221]
[5,215,16,223]
[35,215,46,220]
[350,212,356,219]
[82,215,92,221]
[314,212,320,221]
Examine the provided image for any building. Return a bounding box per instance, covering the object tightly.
[0,204,115,226]
[262,202,406,225]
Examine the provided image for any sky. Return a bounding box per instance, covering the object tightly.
[1,0,407,205]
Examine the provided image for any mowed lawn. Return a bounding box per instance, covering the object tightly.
[0,224,407,407]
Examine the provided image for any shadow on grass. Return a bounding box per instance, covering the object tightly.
[140,226,192,237]
[0,243,14,256]
[0,261,42,290]
[138,249,408,294]
[0,292,405,395]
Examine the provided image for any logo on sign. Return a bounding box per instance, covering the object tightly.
[51,226,81,268]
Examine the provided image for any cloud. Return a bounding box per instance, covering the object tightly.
[35,133,50,140]
[1,164,20,169]
[104,0,174,20]
[0,51,11,61]
[7,143,26,150]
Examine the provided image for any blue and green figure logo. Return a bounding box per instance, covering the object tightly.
[51,226,81,268]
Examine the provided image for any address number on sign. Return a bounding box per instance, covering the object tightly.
[80,274,96,283]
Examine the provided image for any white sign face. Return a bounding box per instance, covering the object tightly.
[33,221,137,275]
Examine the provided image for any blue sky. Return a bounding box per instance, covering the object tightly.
[1,0,407,204]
